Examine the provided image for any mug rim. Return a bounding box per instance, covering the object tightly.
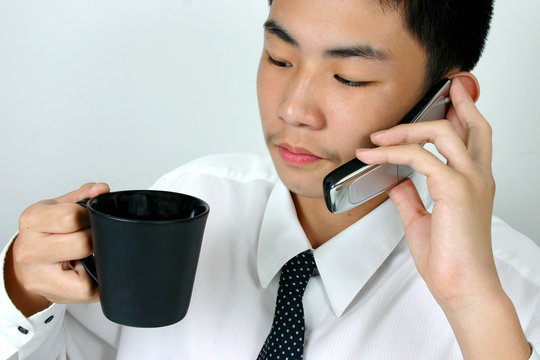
[84,189,210,224]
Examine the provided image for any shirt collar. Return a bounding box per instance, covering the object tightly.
[257,172,432,317]
[257,181,313,289]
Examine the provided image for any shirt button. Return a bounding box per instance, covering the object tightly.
[45,315,54,324]
[17,326,29,335]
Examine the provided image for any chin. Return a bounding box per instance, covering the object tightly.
[274,165,326,199]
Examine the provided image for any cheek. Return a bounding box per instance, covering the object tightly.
[327,86,414,151]
[257,63,279,132]
[326,93,389,150]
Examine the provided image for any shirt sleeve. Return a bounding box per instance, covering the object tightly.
[0,233,67,359]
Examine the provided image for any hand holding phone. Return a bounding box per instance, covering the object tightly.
[323,78,451,214]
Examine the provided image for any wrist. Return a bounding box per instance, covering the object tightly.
[436,277,507,315]
[4,242,51,317]
[440,289,531,360]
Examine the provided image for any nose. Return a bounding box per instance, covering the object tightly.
[277,71,325,130]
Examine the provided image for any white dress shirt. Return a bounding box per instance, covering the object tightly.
[1,153,539,359]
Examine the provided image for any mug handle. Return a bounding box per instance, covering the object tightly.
[76,199,99,286]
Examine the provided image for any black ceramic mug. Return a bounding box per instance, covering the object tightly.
[77,190,209,328]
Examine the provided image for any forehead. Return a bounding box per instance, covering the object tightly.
[267,0,415,58]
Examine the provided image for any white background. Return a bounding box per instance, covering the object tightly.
[1,0,539,248]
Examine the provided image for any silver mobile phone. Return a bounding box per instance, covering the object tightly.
[323,78,451,214]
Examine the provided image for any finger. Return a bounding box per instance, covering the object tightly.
[20,202,91,234]
[370,120,472,171]
[54,182,110,204]
[386,179,431,268]
[21,183,110,233]
[449,78,493,167]
[44,229,93,262]
[356,143,454,180]
[386,179,429,229]
[44,261,99,304]
[445,105,468,144]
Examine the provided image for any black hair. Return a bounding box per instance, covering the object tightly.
[267,0,494,89]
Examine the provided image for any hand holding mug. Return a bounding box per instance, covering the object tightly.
[5,183,110,317]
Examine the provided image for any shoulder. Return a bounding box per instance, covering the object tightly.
[152,153,278,189]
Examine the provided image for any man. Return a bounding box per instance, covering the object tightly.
[1,0,539,359]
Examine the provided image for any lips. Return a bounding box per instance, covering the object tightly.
[278,144,321,166]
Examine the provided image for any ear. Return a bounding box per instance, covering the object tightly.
[446,71,480,103]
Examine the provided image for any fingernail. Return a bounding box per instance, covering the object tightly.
[371,129,388,138]
[356,148,372,156]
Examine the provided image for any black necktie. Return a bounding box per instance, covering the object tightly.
[258,250,316,360]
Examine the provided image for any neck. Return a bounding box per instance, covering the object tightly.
[292,192,388,249]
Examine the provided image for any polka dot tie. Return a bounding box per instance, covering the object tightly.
[257,250,316,360]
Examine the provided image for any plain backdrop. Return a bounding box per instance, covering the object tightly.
[1,0,539,249]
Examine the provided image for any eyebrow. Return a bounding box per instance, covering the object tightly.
[263,19,299,47]
[263,19,389,62]
[325,46,389,61]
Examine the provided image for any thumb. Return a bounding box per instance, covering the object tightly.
[387,179,432,265]
[55,183,110,204]
[387,179,428,230]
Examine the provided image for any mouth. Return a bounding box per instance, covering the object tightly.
[277,143,322,166]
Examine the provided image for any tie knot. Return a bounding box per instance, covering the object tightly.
[279,250,316,293]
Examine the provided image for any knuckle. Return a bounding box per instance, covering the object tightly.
[58,204,86,229]
[60,209,78,227]
[406,144,423,166]
[18,212,31,232]
[12,234,42,265]
[74,230,93,255]
[18,204,40,232]
[401,131,411,145]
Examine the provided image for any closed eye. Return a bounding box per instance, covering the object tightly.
[334,74,370,87]
[267,55,292,68]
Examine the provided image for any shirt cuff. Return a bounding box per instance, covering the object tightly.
[0,233,66,359]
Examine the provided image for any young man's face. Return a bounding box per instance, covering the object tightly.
[257,0,429,199]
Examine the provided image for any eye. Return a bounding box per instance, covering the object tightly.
[267,55,292,68]
[334,74,370,87]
